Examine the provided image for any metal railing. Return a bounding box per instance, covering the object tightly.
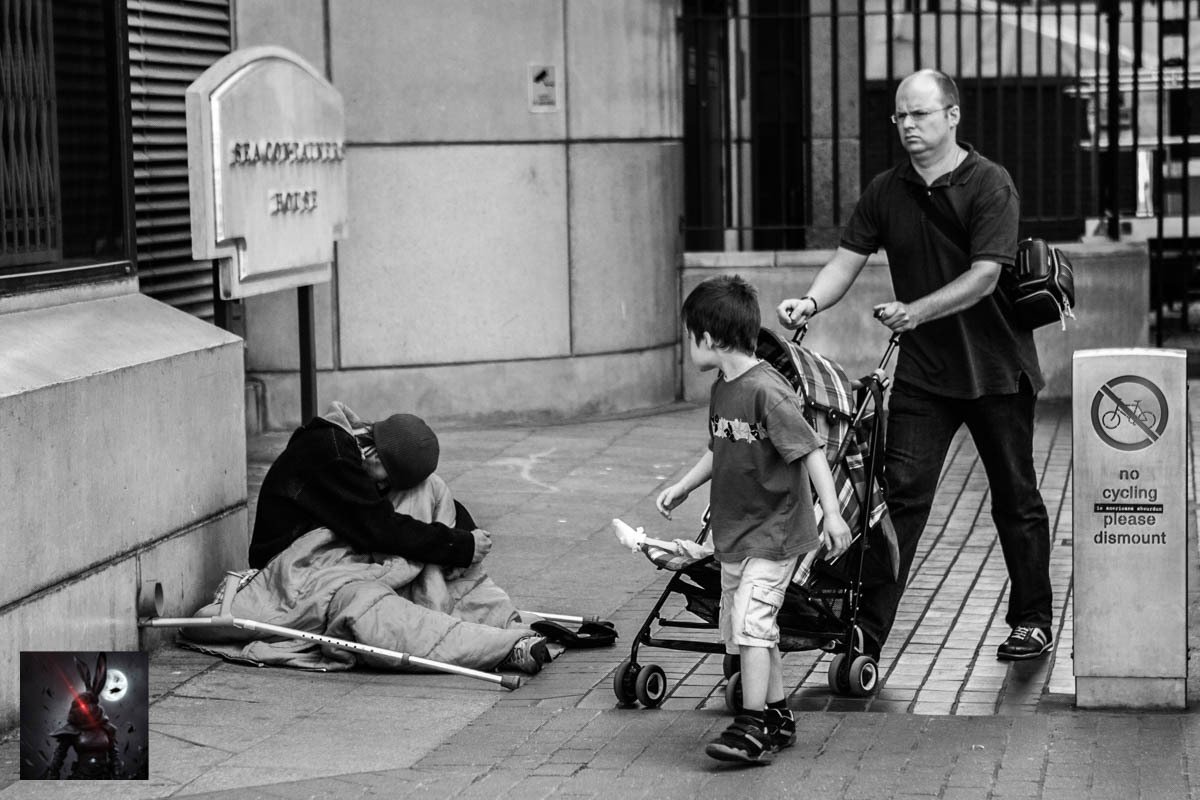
[681,0,1197,337]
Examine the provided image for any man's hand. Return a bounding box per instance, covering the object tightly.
[873,301,920,332]
[655,483,690,519]
[470,529,493,563]
[821,514,853,562]
[776,297,816,330]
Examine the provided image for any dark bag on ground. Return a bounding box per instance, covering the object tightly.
[999,238,1077,330]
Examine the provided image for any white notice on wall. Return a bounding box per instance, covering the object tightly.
[529,64,559,113]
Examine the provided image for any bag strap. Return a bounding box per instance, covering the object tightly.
[905,181,970,256]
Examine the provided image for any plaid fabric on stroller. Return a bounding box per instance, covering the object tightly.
[612,328,900,709]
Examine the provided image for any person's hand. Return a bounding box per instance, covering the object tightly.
[655,483,690,519]
[776,297,816,330]
[873,301,919,332]
[821,514,852,562]
[470,529,493,563]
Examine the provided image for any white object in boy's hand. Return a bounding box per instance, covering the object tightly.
[612,518,647,552]
[611,518,681,554]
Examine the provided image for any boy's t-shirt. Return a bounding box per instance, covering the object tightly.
[707,360,823,563]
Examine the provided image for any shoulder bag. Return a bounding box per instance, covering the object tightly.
[904,183,1076,330]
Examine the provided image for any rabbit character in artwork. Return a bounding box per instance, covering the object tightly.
[44,653,122,779]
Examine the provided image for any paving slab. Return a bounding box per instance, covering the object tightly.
[2,393,1199,798]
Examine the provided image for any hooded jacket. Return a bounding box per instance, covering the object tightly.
[248,406,475,570]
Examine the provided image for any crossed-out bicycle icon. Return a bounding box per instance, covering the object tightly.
[1090,375,1168,451]
[1100,399,1157,431]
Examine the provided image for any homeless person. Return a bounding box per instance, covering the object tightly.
[184,401,551,675]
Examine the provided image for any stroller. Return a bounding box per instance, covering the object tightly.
[612,327,900,710]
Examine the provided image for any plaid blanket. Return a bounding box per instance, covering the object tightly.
[756,328,855,458]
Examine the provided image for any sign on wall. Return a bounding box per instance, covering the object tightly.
[187,46,348,299]
[528,64,559,113]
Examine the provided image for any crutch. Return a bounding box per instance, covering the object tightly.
[517,611,610,626]
[138,574,522,690]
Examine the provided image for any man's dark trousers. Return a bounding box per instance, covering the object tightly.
[858,378,1054,652]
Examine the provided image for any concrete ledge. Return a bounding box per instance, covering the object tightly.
[252,343,680,430]
[0,274,139,316]
[1076,677,1186,710]
[0,294,248,605]
[0,292,250,729]
[0,506,246,730]
[683,241,1150,401]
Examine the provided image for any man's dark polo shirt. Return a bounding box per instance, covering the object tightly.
[840,143,1043,399]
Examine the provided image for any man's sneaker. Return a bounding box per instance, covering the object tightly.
[705,715,775,764]
[996,626,1053,661]
[498,635,551,675]
[765,708,796,750]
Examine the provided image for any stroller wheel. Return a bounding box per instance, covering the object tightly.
[635,664,668,708]
[827,653,851,695]
[722,653,741,679]
[847,655,879,696]
[723,671,744,714]
[613,659,640,706]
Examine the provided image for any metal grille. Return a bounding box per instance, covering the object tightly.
[127,0,230,321]
[0,0,61,270]
[681,0,1198,259]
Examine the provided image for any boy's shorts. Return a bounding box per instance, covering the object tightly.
[718,555,799,653]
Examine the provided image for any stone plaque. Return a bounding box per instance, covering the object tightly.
[187,46,347,299]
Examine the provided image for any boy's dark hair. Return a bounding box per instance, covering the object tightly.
[681,274,760,354]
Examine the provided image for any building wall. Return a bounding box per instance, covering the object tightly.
[236,0,684,429]
[681,241,1150,402]
[0,286,246,729]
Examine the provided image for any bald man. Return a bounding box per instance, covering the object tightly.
[777,69,1053,666]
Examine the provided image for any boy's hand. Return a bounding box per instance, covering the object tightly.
[821,515,852,561]
[655,483,689,519]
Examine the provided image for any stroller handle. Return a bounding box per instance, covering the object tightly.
[879,333,900,370]
[790,324,900,366]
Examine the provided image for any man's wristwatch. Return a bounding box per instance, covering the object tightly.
[800,295,819,315]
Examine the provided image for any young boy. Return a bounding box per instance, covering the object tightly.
[657,274,851,764]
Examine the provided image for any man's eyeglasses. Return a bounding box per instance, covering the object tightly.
[891,106,955,125]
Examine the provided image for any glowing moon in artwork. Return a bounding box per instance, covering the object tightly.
[103,669,128,701]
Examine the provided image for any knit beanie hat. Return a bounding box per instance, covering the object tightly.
[372,413,440,490]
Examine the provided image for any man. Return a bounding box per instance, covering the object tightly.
[776,69,1053,663]
[249,405,489,570]
[246,401,550,674]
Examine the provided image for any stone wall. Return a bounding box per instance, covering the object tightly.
[235,0,685,427]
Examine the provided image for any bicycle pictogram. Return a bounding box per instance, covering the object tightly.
[1100,399,1157,431]
[1089,375,1168,452]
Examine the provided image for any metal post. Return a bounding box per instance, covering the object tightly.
[1105,0,1122,241]
[212,260,230,331]
[298,284,317,422]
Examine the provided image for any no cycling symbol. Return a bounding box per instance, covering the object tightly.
[1089,375,1168,451]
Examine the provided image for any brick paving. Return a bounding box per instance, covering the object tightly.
[3,391,1198,799]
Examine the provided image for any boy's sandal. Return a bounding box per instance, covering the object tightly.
[530,619,618,649]
[704,715,775,764]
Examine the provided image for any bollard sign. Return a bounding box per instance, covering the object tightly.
[187,47,347,299]
[1072,348,1187,709]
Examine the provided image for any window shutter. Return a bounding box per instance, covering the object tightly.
[0,0,61,271]
[127,0,230,320]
